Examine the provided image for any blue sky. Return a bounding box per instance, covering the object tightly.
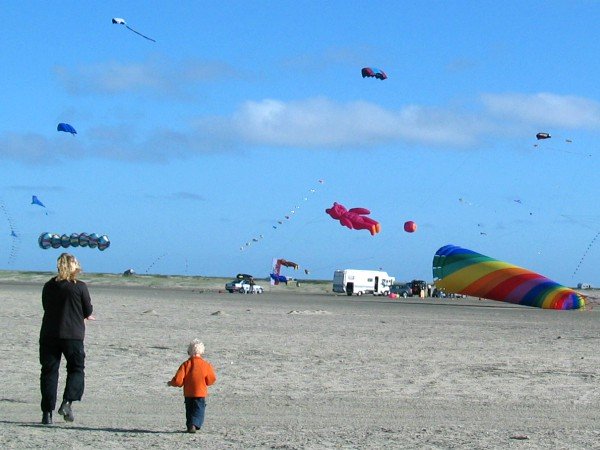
[1,1,599,285]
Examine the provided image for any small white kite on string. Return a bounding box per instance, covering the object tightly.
[239,179,325,251]
[112,18,156,42]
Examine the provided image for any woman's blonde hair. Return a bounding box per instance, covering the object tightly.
[187,339,205,356]
[56,253,81,282]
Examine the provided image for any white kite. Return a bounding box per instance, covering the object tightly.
[112,17,156,42]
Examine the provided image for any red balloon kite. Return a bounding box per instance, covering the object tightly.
[404,221,417,233]
[325,202,381,236]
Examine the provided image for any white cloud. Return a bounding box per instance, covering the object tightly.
[445,58,478,73]
[482,93,600,128]
[280,45,374,71]
[2,93,600,163]
[145,192,206,202]
[9,184,65,192]
[199,97,491,148]
[168,192,205,201]
[0,132,84,163]
[54,56,238,97]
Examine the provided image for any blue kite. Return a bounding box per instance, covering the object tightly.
[270,273,288,283]
[57,123,77,135]
[31,195,46,208]
[32,195,49,215]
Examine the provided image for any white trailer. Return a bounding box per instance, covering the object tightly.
[332,269,395,296]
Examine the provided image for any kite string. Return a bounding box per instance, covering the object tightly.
[239,179,324,251]
[572,231,600,277]
[126,26,156,42]
[145,253,167,274]
[0,201,19,264]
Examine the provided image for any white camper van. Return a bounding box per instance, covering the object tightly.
[333,269,395,296]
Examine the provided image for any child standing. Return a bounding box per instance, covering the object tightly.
[168,339,217,433]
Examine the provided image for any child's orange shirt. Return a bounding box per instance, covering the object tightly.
[170,356,216,398]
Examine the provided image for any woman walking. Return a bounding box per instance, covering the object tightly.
[39,253,94,424]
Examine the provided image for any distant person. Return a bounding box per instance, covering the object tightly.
[39,253,95,425]
[249,277,257,291]
[427,284,433,297]
[168,339,217,433]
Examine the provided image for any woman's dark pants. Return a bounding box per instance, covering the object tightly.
[39,338,85,412]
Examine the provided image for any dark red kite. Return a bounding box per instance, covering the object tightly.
[361,67,387,80]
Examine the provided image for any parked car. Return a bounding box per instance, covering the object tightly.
[239,281,264,294]
[226,273,256,293]
[225,279,245,293]
[432,288,444,298]
[390,283,412,298]
[410,280,427,296]
[432,288,466,298]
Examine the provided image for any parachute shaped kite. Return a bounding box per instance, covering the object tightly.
[533,132,587,156]
[404,221,417,233]
[536,132,551,140]
[38,232,110,251]
[432,245,585,310]
[326,202,381,236]
[361,67,387,80]
[535,131,575,143]
[112,17,156,42]
[57,123,77,135]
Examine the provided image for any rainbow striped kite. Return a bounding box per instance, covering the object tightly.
[432,245,585,310]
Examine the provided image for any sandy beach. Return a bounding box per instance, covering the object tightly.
[0,275,598,449]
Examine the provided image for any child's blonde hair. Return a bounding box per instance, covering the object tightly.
[56,253,81,282]
[187,339,205,356]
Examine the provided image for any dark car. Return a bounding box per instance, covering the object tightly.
[390,283,412,298]
[410,280,427,296]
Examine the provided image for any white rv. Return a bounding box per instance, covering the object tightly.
[333,269,395,296]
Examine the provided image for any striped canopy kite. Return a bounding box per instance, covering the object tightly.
[432,245,585,310]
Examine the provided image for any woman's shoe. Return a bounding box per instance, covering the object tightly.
[58,401,74,422]
[42,411,52,425]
